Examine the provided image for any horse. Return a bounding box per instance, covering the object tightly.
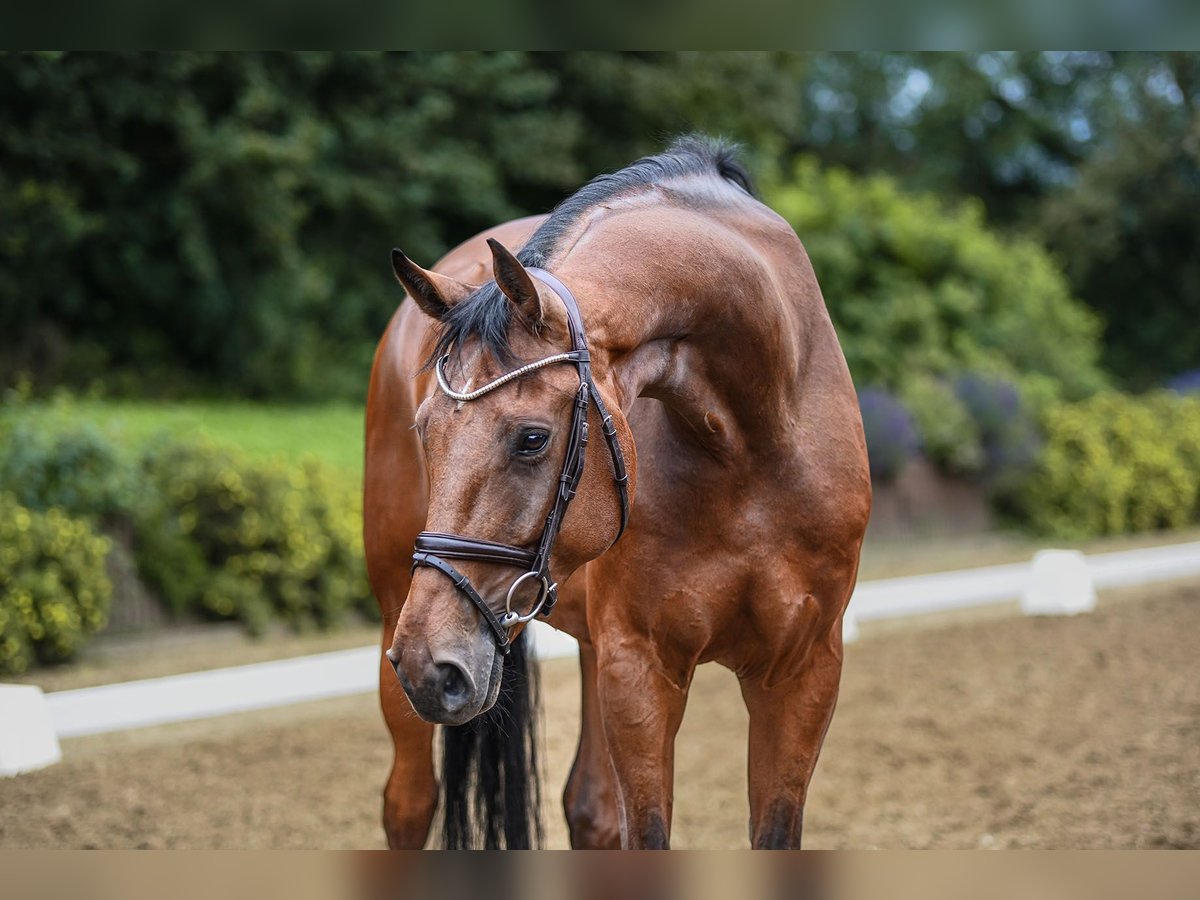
[363,136,871,849]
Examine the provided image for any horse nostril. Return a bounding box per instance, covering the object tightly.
[386,647,402,679]
[437,662,472,712]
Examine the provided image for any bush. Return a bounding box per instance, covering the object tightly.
[768,159,1108,407]
[1166,370,1200,395]
[899,375,984,476]
[0,494,113,674]
[0,392,373,654]
[857,387,920,483]
[952,374,1041,492]
[1013,392,1200,537]
[0,418,141,522]
[136,438,370,634]
[1042,116,1200,388]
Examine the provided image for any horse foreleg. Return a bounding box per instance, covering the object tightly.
[738,633,843,849]
[563,642,621,848]
[379,652,437,849]
[594,641,691,849]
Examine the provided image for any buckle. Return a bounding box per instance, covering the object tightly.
[499,571,553,628]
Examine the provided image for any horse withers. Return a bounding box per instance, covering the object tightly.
[363,137,871,849]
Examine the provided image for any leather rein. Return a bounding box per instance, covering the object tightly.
[411,268,630,654]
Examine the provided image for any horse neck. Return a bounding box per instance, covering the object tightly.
[555,206,835,460]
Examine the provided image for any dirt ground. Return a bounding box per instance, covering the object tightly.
[1,581,1197,849]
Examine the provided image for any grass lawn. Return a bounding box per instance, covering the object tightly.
[68,400,365,480]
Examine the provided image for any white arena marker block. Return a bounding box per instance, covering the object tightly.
[0,684,62,776]
[1021,549,1097,616]
[527,619,579,660]
[842,608,860,643]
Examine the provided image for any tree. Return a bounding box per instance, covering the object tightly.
[791,52,1199,226]
[2,52,1194,398]
[1041,113,1200,386]
[767,158,1107,405]
[0,52,812,398]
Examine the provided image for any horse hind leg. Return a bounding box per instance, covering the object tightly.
[563,643,621,848]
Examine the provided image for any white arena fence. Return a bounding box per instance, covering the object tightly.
[1,540,1197,773]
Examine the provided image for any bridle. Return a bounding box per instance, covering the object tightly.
[411,268,630,654]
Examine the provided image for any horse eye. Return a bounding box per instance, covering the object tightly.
[516,429,550,455]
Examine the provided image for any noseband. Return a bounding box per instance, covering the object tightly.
[411,268,630,654]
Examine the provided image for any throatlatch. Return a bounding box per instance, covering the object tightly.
[411,268,630,653]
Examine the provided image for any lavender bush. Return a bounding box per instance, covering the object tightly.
[953,374,1041,490]
[1165,370,1200,395]
[857,387,920,483]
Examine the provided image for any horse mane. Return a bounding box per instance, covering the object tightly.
[425,134,756,371]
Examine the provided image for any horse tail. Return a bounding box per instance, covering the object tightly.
[439,629,543,849]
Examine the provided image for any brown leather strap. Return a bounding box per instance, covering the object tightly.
[415,532,536,569]
[527,267,630,544]
[411,552,511,653]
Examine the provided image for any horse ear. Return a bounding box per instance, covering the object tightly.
[391,249,474,320]
[487,238,543,328]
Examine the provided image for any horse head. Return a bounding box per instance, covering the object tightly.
[386,239,633,725]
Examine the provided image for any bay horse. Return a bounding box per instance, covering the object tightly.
[364,136,871,849]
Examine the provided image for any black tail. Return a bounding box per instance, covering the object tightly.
[439,630,543,849]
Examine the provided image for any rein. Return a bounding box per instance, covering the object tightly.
[411,268,630,654]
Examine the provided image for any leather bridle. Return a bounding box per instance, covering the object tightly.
[411,268,630,654]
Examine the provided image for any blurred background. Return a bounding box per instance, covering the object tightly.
[1,52,1197,849]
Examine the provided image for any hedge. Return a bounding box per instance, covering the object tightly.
[767,158,1108,408]
[0,416,142,521]
[899,375,985,477]
[0,494,112,674]
[135,438,370,635]
[0,401,372,668]
[861,373,1040,489]
[1013,391,1200,537]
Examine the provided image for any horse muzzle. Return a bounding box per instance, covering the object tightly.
[387,638,502,726]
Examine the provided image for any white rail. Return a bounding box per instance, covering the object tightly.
[36,540,1200,741]
[849,541,1200,620]
[46,647,381,740]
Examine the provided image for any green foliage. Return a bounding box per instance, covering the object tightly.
[0,494,112,674]
[1013,392,1200,538]
[856,387,920,483]
[0,418,141,520]
[5,52,1193,403]
[793,53,1199,226]
[4,52,1196,401]
[784,52,1198,394]
[0,52,808,400]
[136,438,370,634]
[768,158,1108,405]
[0,392,372,660]
[1042,116,1200,387]
[899,376,984,476]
